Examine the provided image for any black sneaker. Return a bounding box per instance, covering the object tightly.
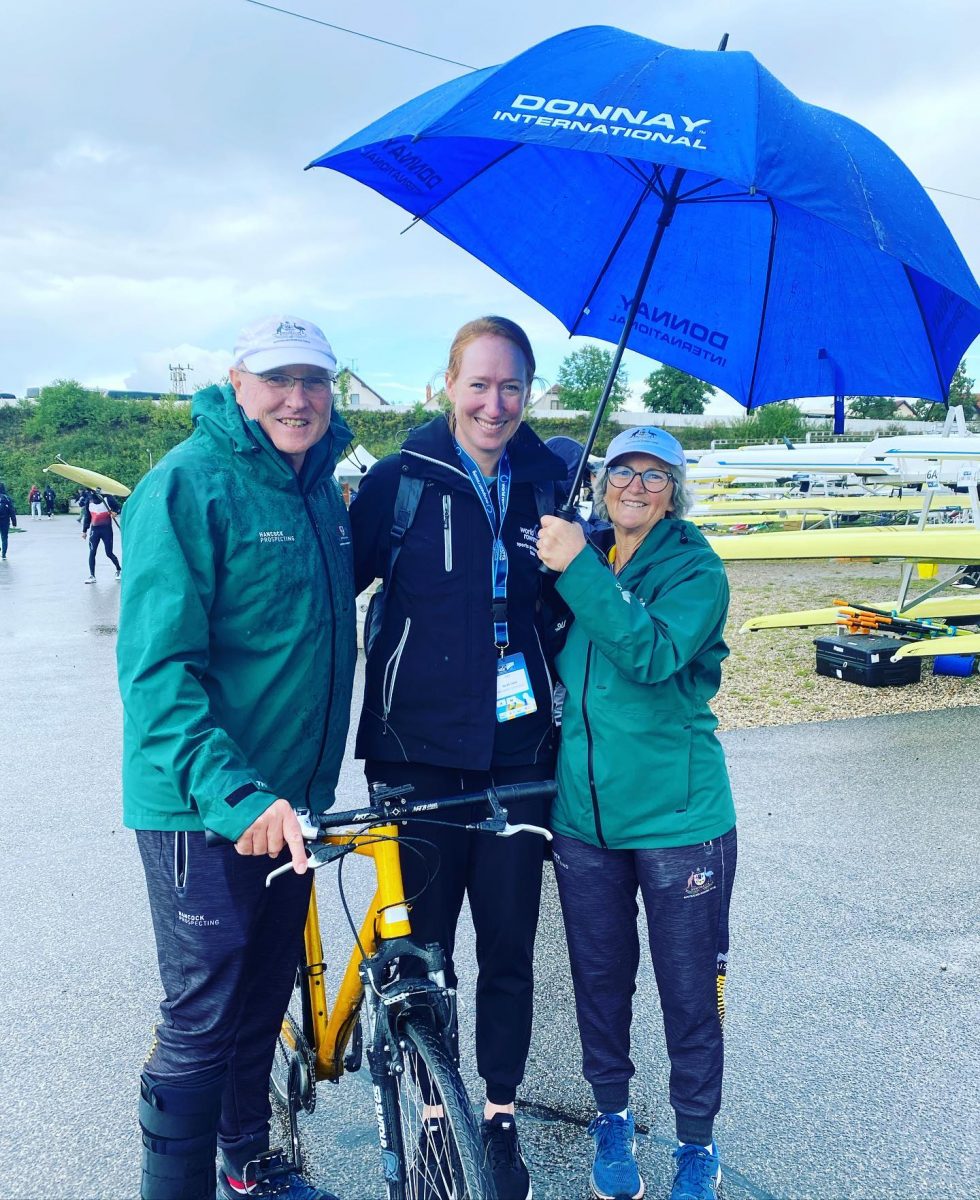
[952,566,980,590]
[218,1149,340,1199]
[481,1113,531,1200]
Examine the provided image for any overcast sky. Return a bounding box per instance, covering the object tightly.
[2,0,978,414]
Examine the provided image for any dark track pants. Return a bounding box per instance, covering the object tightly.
[88,523,121,574]
[0,519,9,557]
[136,830,313,1170]
[552,827,736,1145]
[365,759,552,1105]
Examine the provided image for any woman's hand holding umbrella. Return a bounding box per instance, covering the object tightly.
[537,514,586,573]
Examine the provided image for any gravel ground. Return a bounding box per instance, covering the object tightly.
[716,559,979,730]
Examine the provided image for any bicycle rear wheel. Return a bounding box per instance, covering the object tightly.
[379,1013,491,1200]
[270,957,317,1169]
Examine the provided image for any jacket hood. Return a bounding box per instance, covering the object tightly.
[401,415,565,486]
[191,383,353,488]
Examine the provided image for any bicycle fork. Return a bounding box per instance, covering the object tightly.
[360,939,459,1188]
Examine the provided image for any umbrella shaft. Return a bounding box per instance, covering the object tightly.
[563,167,687,511]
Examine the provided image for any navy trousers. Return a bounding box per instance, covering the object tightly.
[136,830,313,1170]
[364,759,552,1105]
[551,827,736,1145]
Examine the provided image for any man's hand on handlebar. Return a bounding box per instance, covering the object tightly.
[235,798,309,874]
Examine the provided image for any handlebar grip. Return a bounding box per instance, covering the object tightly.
[490,780,557,807]
[204,828,232,847]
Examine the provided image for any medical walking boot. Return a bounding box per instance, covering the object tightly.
[587,1111,644,1199]
[669,1142,721,1200]
[217,1149,340,1200]
[138,1067,226,1200]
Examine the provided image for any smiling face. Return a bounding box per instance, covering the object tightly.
[446,335,528,474]
[604,452,675,539]
[229,363,332,472]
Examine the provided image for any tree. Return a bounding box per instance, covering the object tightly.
[555,346,630,414]
[641,364,713,414]
[948,358,976,407]
[909,359,976,420]
[740,401,808,442]
[846,395,897,420]
[336,368,352,407]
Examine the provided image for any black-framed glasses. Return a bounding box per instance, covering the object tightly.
[607,465,674,493]
[241,368,335,398]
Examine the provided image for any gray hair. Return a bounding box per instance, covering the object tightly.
[593,459,693,521]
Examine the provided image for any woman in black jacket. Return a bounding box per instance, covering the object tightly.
[350,316,564,1200]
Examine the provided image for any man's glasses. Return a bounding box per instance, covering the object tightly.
[241,368,335,398]
[607,465,674,493]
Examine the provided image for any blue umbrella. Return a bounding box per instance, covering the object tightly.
[309,24,980,444]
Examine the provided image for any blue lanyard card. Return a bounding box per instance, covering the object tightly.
[496,652,537,723]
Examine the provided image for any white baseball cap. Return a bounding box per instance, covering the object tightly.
[603,426,686,469]
[232,315,337,375]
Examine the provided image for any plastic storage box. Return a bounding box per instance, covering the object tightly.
[813,633,922,687]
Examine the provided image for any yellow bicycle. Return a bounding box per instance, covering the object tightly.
[266,780,554,1200]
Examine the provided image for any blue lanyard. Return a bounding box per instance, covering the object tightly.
[454,442,512,651]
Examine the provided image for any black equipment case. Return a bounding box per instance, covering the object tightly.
[813,633,922,687]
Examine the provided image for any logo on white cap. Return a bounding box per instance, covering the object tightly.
[233,315,337,375]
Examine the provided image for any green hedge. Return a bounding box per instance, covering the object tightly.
[4,387,972,510]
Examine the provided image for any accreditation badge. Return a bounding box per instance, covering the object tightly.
[496,652,537,723]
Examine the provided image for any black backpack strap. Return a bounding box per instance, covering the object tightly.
[532,478,556,521]
[384,473,425,588]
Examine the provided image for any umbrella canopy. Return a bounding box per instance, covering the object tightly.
[310,25,980,411]
[44,462,131,497]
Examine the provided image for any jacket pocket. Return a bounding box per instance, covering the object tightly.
[382,618,412,721]
[173,831,189,893]
[442,494,453,572]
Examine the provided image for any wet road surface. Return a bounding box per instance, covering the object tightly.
[2,517,978,1198]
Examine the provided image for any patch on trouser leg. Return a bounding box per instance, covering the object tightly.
[716,952,728,1029]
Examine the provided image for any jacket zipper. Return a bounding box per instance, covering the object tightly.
[442,494,453,571]
[302,489,336,808]
[382,618,412,724]
[581,643,607,848]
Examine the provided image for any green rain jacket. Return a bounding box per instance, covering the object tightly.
[117,383,356,841]
[552,516,735,850]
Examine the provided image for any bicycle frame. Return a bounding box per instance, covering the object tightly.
[291,822,416,1083]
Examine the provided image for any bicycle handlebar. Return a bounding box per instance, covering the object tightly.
[204,779,557,850]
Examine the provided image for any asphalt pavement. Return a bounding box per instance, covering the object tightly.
[1,516,978,1199]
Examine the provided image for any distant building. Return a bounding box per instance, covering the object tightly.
[341,371,391,411]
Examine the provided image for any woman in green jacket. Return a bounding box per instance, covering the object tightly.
[537,426,736,1200]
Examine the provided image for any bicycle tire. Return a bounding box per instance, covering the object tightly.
[378,1013,492,1200]
[271,961,316,1114]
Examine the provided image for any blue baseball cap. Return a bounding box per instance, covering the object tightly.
[603,426,685,469]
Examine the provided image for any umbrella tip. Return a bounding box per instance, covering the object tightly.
[717,32,729,51]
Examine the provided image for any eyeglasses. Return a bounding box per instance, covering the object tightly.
[240,368,335,398]
[607,465,674,493]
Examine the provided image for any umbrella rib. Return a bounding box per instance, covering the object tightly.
[569,177,661,338]
[902,265,947,400]
[408,143,523,223]
[745,198,780,410]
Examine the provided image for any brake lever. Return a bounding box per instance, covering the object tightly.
[263,809,331,887]
[499,822,553,841]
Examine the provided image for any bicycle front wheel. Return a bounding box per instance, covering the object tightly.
[380,1014,491,1200]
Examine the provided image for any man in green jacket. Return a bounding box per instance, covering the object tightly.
[117,316,356,1200]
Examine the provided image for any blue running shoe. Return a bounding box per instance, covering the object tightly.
[218,1149,340,1199]
[587,1112,644,1199]
[670,1143,721,1200]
